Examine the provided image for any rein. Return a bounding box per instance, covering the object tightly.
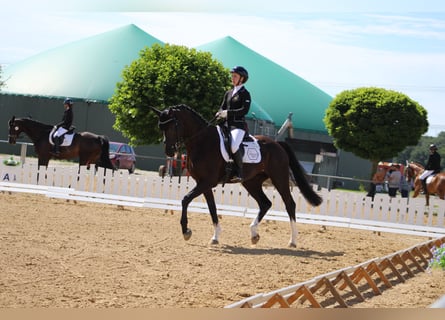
[160,111,216,184]
[164,113,218,151]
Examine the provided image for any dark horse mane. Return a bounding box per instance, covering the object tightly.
[165,104,209,125]
[17,117,53,130]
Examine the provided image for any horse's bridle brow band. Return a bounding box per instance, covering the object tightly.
[158,118,175,126]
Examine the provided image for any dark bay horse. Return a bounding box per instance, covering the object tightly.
[151,104,322,247]
[8,116,114,169]
[405,161,445,206]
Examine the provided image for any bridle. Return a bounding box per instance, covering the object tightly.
[405,163,424,181]
[159,111,218,153]
[159,115,182,153]
[8,120,20,142]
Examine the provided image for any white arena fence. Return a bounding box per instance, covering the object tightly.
[1,164,445,238]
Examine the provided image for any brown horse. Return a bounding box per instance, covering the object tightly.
[8,116,114,170]
[151,104,322,247]
[405,161,445,206]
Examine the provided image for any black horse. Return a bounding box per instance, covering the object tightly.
[8,116,114,170]
[151,104,322,247]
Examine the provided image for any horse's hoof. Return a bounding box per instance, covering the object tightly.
[288,242,297,248]
[251,234,260,245]
[183,229,192,241]
[209,239,219,245]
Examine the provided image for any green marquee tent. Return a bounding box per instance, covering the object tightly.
[3,24,163,101]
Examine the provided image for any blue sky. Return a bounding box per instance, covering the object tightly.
[1,0,445,135]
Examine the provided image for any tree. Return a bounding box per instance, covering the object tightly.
[109,43,231,145]
[324,87,428,175]
[0,65,5,90]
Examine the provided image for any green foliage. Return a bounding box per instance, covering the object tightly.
[324,87,428,163]
[394,131,445,169]
[109,43,231,145]
[0,65,5,90]
[428,243,445,271]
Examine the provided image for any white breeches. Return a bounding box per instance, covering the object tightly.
[231,128,245,153]
[420,170,434,180]
[54,127,68,138]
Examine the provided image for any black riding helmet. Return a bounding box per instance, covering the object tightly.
[430,144,438,151]
[64,98,73,106]
[230,66,249,83]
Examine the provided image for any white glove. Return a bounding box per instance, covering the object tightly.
[217,110,228,119]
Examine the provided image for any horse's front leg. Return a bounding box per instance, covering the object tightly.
[38,156,50,168]
[203,189,221,245]
[180,182,212,241]
[412,180,421,198]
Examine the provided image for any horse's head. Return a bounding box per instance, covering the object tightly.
[405,161,424,181]
[8,116,21,144]
[157,108,181,157]
[404,164,415,181]
[151,104,207,157]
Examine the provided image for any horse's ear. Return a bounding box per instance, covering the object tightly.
[9,116,15,125]
[149,106,162,116]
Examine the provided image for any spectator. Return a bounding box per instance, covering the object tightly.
[399,174,411,198]
[367,166,386,200]
[387,164,402,197]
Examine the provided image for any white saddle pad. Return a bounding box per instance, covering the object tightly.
[216,126,261,163]
[49,127,75,146]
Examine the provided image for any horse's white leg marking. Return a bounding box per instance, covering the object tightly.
[250,217,259,238]
[211,223,222,243]
[289,220,298,248]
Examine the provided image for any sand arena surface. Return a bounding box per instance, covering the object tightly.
[0,192,444,308]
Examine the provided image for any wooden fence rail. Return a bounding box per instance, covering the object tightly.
[225,237,445,308]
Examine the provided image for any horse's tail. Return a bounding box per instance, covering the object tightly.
[278,141,322,206]
[98,135,115,170]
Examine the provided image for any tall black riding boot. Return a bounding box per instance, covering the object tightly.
[53,136,62,155]
[421,179,428,195]
[232,148,244,182]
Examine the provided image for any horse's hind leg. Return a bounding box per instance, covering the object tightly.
[269,175,297,248]
[242,175,271,245]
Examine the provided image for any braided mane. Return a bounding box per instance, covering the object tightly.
[171,104,209,126]
[17,117,53,130]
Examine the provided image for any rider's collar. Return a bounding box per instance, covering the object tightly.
[232,85,244,96]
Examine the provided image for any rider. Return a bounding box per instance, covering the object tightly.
[53,98,74,155]
[419,144,441,194]
[216,66,251,182]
